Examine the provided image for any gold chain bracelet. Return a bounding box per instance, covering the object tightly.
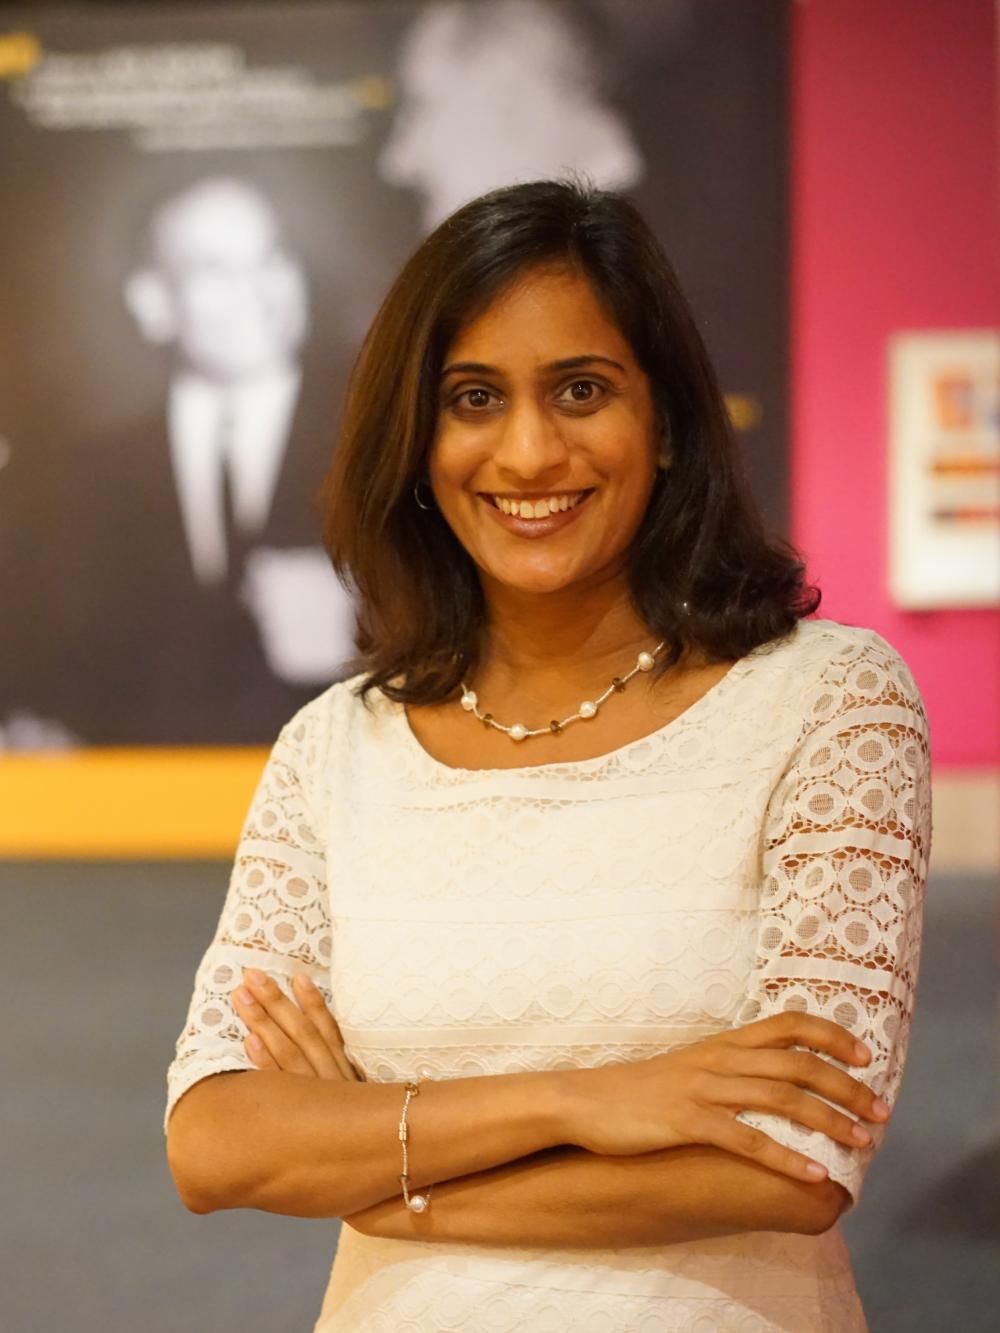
[398,1080,433,1213]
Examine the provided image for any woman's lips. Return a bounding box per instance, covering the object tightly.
[479,489,594,538]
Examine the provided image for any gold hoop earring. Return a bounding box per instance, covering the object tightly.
[413,480,435,511]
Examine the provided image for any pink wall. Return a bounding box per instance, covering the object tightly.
[790,0,998,767]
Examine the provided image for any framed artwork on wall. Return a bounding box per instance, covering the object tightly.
[888,329,999,609]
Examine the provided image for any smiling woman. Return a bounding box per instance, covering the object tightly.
[165,180,931,1332]
[319,178,815,717]
[431,269,658,596]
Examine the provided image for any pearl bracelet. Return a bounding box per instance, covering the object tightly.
[398,1080,433,1213]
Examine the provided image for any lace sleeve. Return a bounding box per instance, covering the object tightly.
[163,708,332,1133]
[732,632,933,1210]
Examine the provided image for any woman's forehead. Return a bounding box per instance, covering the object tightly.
[443,266,633,367]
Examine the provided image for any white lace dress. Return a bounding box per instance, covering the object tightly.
[165,616,932,1332]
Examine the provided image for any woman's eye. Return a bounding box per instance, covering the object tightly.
[558,379,604,406]
[447,386,498,413]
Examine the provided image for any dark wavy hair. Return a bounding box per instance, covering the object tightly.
[320,178,820,703]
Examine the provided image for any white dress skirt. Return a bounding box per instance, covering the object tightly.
[165,616,932,1332]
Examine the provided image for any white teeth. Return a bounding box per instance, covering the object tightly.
[494,492,585,519]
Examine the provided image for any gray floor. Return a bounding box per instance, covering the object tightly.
[0,862,995,1332]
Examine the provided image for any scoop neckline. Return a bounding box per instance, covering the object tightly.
[389,631,787,778]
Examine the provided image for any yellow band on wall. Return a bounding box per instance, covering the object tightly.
[0,748,269,859]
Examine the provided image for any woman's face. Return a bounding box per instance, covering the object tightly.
[428,264,661,601]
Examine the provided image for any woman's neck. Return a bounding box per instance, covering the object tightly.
[475,574,666,700]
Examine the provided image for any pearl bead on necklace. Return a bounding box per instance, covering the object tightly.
[460,639,668,742]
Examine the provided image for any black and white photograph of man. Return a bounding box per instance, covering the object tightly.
[123,176,355,692]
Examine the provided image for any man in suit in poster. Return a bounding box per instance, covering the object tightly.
[66,175,354,743]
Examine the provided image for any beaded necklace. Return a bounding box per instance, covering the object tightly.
[459,639,667,742]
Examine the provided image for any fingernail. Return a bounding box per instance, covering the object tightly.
[851,1123,872,1144]
[246,969,265,988]
[853,1042,870,1063]
[872,1098,891,1119]
[236,988,254,1006]
[248,1035,263,1052]
[295,974,315,990]
[805,1162,828,1179]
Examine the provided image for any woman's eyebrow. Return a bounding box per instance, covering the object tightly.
[440,354,627,380]
[440,361,499,379]
[546,355,627,374]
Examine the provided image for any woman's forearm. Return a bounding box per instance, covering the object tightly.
[166,1067,569,1218]
[346,1143,851,1247]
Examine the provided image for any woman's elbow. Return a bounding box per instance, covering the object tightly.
[800,1179,852,1235]
[170,1163,216,1216]
[167,1118,215,1213]
[166,1076,253,1214]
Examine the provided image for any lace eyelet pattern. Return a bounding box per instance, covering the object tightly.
[166,617,931,1332]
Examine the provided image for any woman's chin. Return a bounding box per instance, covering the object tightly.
[482,559,599,599]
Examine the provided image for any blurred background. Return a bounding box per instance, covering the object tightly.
[0,1,996,1329]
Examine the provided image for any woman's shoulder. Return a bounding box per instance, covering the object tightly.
[786,615,920,678]
[269,670,394,776]
[765,616,928,730]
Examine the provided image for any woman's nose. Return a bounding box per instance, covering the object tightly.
[492,403,569,480]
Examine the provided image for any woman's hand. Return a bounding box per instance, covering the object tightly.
[561,1012,891,1183]
[231,968,364,1082]
[233,969,407,1237]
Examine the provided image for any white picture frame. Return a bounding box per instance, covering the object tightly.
[889,329,999,608]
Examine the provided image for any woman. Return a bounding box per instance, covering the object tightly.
[165,180,932,1331]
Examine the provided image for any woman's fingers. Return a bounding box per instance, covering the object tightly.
[233,983,317,1075]
[291,974,364,1082]
[233,969,340,1078]
[721,1047,891,1129]
[708,1074,877,1150]
[244,1032,279,1070]
[699,1108,833,1183]
[731,1011,872,1071]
